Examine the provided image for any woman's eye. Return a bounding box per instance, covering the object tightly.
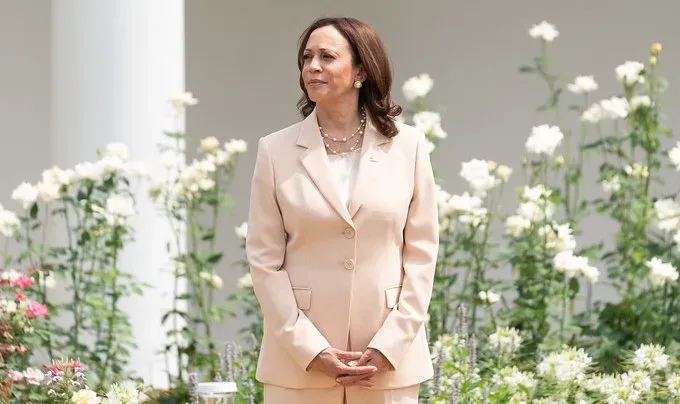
[322,54,334,59]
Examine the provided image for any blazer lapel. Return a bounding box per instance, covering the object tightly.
[348,116,391,218]
[297,108,354,226]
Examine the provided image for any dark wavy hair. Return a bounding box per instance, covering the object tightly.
[296,17,402,138]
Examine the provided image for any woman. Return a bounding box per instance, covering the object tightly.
[245,16,439,404]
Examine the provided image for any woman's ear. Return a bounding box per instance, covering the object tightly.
[356,66,368,82]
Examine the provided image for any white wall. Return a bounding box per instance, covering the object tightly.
[3,0,680,356]
[185,0,680,343]
[0,1,51,215]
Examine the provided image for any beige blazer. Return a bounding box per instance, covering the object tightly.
[245,107,439,390]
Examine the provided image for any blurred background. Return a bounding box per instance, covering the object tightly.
[2,0,679,385]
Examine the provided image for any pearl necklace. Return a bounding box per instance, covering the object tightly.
[324,129,364,156]
[318,109,367,143]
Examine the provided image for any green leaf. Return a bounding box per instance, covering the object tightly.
[206,253,223,265]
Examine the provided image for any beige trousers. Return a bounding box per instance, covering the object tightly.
[263,383,420,404]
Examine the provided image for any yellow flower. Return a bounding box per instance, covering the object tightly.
[651,43,662,55]
[650,56,658,66]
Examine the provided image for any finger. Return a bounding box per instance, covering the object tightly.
[353,377,375,387]
[355,352,372,366]
[336,373,372,385]
[335,350,364,361]
[338,375,375,387]
[337,364,377,376]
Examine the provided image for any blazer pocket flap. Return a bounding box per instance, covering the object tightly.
[292,287,311,311]
[385,285,402,309]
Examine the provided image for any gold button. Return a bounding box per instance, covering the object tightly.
[343,227,355,239]
[344,259,355,270]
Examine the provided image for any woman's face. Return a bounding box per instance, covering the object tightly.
[301,25,363,106]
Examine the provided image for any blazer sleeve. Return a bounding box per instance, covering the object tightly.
[245,137,331,371]
[367,132,439,369]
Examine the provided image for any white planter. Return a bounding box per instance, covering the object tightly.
[197,381,238,403]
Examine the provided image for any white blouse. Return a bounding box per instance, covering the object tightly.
[326,148,362,208]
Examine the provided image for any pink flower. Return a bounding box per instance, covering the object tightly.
[12,275,33,289]
[22,368,44,385]
[26,301,48,318]
[15,292,26,301]
[70,359,85,372]
[7,370,24,382]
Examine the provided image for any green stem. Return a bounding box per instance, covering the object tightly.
[189,209,217,376]
[101,229,121,390]
[2,237,9,267]
[560,277,568,344]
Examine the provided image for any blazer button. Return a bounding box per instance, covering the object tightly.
[344,259,355,270]
[343,227,355,239]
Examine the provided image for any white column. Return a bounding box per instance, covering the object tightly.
[51,0,185,387]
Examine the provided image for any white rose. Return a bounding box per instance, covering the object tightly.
[42,166,75,187]
[235,222,248,239]
[542,223,576,253]
[238,273,253,289]
[402,73,433,102]
[449,192,483,214]
[553,251,588,278]
[567,75,598,94]
[37,180,61,203]
[646,257,679,287]
[0,208,20,237]
[98,155,125,174]
[581,103,604,124]
[200,272,223,289]
[669,142,680,171]
[106,195,135,218]
[600,97,630,120]
[581,264,600,283]
[459,159,500,197]
[526,125,564,156]
[104,142,130,161]
[496,165,512,182]
[71,389,101,404]
[602,176,621,193]
[209,150,230,166]
[201,137,221,154]
[413,111,447,139]
[423,138,436,154]
[75,161,105,181]
[529,21,559,42]
[654,199,680,233]
[522,184,551,202]
[11,182,38,209]
[224,139,248,155]
[169,91,199,110]
[630,95,651,111]
[624,163,648,178]
[616,61,645,85]
[505,215,532,237]
[479,290,500,304]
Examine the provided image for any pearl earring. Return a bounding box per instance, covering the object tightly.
[354,80,362,88]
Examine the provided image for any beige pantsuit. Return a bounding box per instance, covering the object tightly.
[245,107,439,403]
[263,384,420,404]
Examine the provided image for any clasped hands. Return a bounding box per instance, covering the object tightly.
[307,347,394,387]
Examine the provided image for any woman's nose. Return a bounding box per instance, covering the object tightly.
[308,56,321,72]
